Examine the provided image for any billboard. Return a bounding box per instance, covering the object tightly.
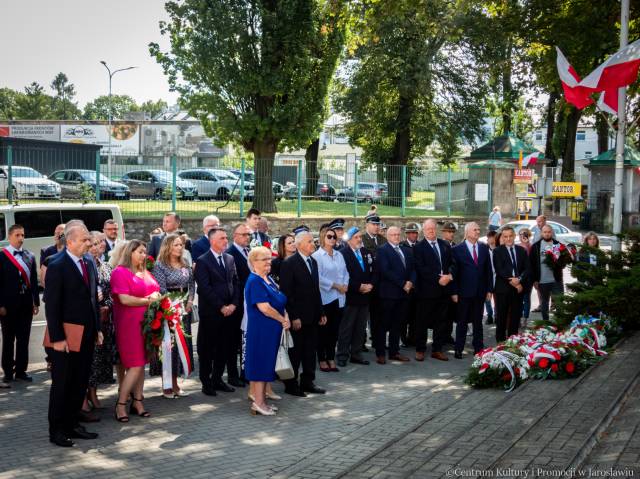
[60,124,140,156]
[0,124,60,141]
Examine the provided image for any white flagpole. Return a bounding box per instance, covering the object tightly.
[612,0,629,251]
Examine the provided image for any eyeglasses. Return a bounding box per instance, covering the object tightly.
[239,233,251,236]
[326,234,336,240]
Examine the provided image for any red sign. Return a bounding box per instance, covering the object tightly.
[513,169,534,184]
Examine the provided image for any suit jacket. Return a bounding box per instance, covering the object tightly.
[194,250,240,319]
[340,245,376,306]
[414,238,453,299]
[226,245,250,318]
[492,244,531,294]
[451,241,493,299]
[251,231,270,245]
[44,252,100,343]
[376,242,416,300]
[191,236,210,264]
[279,252,324,325]
[361,233,386,258]
[400,240,418,249]
[529,238,564,283]
[0,248,40,311]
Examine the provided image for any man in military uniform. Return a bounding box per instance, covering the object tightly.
[329,218,346,250]
[441,222,458,345]
[400,223,420,347]
[361,214,386,257]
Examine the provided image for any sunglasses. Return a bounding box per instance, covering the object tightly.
[326,234,336,240]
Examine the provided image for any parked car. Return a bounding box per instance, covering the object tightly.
[178,168,254,200]
[337,182,388,203]
[283,182,336,201]
[229,169,284,200]
[120,169,198,200]
[480,220,583,245]
[49,169,130,200]
[0,165,61,200]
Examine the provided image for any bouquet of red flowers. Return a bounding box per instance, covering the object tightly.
[543,242,576,270]
[142,295,178,355]
[145,255,156,271]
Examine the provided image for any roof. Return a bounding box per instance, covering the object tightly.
[0,136,101,150]
[584,146,640,167]
[431,178,469,186]
[468,159,516,169]
[467,132,545,163]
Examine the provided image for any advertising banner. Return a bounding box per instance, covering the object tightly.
[60,124,140,155]
[513,169,534,184]
[551,182,582,198]
[0,124,60,141]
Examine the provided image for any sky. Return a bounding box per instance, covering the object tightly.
[0,0,180,108]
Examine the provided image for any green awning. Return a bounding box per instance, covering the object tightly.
[467,132,545,163]
[584,146,640,167]
[468,159,517,169]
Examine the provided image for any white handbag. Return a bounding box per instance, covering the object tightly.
[275,329,295,380]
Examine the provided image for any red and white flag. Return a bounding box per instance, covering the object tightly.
[522,151,541,168]
[556,39,640,112]
[597,89,619,116]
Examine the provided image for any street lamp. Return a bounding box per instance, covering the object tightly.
[100,61,136,178]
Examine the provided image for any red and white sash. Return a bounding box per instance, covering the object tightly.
[2,248,30,289]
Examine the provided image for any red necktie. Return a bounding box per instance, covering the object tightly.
[472,244,478,265]
[79,259,89,286]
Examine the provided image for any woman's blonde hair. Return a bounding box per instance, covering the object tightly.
[108,240,130,268]
[157,233,188,267]
[248,246,271,269]
[119,239,147,272]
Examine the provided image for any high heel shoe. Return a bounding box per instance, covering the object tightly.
[247,394,278,410]
[266,392,282,401]
[130,397,151,418]
[114,402,130,423]
[250,402,276,416]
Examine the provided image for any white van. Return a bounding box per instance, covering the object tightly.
[0,203,125,264]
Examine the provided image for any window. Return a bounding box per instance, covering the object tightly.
[535,131,543,141]
[50,171,65,182]
[61,209,113,232]
[585,151,593,158]
[179,171,194,180]
[577,130,586,141]
[15,210,63,239]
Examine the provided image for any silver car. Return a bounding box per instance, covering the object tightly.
[178,168,254,200]
[0,165,61,200]
[120,169,198,200]
[480,220,583,245]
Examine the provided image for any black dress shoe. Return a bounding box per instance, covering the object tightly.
[284,386,307,397]
[486,316,494,325]
[50,432,74,447]
[350,357,370,365]
[301,383,326,394]
[214,381,235,393]
[69,426,98,439]
[454,351,463,359]
[361,345,370,352]
[228,377,245,388]
[201,386,217,396]
[14,373,33,382]
[2,376,12,384]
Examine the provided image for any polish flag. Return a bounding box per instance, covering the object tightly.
[556,47,593,109]
[522,152,541,168]
[597,89,619,116]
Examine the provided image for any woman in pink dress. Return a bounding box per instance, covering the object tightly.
[111,239,161,422]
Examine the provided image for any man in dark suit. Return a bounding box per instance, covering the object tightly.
[414,219,453,362]
[191,215,220,263]
[279,231,327,396]
[441,222,458,344]
[44,223,102,447]
[450,222,493,359]
[400,222,420,347]
[337,227,375,367]
[225,223,252,387]
[102,219,119,261]
[148,212,182,260]
[492,226,531,342]
[246,208,269,245]
[361,214,386,257]
[0,224,40,385]
[195,227,240,395]
[375,226,415,364]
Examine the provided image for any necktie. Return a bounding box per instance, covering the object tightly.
[13,250,23,256]
[79,259,89,286]
[355,249,365,271]
[509,247,517,276]
[472,243,478,265]
[243,247,250,258]
[394,246,405,267]
[431,241,442,272]
[307,258,314,275]
[218,255,225,270]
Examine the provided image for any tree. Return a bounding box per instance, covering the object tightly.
[15,82,54,119]
[0,88,24,120]
[139,99,168,119]
[50,72,80,120]
[83,94,139,120]
[150,0,347,212]
[334,0,487,204]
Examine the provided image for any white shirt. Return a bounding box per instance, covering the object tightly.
[298,251,313,274]
[312,248,349,307]
[465,240,479,261]
[210,249,226,267]
[426,238,442,274]
[66,250,85,277]
[105,238,115,251]
[5,245,31,278]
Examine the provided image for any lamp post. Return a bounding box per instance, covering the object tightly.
[100,61,136,179]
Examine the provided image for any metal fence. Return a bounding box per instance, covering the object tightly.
[0,144,469,219]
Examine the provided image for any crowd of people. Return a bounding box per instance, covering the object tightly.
[0,207,603,446]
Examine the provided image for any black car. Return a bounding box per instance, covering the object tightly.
[49,169,130,200]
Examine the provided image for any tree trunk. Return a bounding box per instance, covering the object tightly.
[544,93,558,164]
[252,140,278,213]
[501,55,513,134]
[305,138,320,196]
[596,113,610,154]
[387,95,412,206]
[561,106,582,181]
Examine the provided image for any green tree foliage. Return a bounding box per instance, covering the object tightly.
[333,0,487,203]
[139,99,168,119]
[50,72,81,120]
[15,82,54,120]
[83,94,139,120]
[0,88,24,120]
[150,0,347,212]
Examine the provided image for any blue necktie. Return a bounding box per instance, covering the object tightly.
[355,249,365,271]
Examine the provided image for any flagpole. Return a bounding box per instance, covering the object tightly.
[612,0,629,252]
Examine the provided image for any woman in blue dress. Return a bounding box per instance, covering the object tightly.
[245,246,290,416]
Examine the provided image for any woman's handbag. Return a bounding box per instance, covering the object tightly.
[275,329,295,380]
